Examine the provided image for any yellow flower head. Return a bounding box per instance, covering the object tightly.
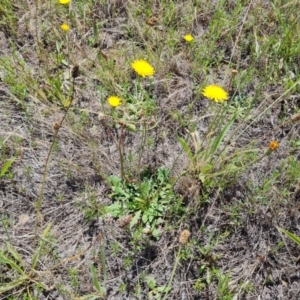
[184,34,194,42]
[60,23,70,32]
[59,0,71,4]
[131,60,155,78]
[202,85,228,103]
[108,96,121,107]
[269,141,279,151]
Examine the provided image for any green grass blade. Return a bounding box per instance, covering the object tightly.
[177,136,194,161]
[100,240,107,285]
[4,241,23,265]
[278,228,300,246]
[31,223,52,270]
[0,157,16,178]
[0,249,24,275]
[89,263,106,296]
[210,114,236,156]
[0,275,28,293]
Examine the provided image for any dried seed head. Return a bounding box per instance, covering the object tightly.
[179,229,191,245]
[117,214,133,228]
[147,16,158,26]
[53,122,60,131]
[291,112,300,123]
[143,226,152,235]
[71,65,80,78]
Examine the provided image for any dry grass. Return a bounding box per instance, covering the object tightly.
[1,0,300,299]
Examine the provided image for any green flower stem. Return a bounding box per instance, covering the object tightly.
[118,124,126,180]
[162,245,182,300]
[33,77,75,245]
[137,120,147,179]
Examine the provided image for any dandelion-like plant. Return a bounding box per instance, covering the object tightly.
[184,34,194,42]
[60,23,70,32]
[59,0,71,4]
[202,85,229,103]
[108,96,122,107]
[131,59,155,78]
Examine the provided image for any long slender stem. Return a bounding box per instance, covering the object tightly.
[162,246,182,300]
[137,120,147,178]
[118,124,125,180]
[33,77,75,244]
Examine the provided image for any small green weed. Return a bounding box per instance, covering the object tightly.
[145,276,171,299]
[215,270,235,300]
[106,166,182,238]
[78,185,105,221]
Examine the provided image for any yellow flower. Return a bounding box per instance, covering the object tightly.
[184,34,194,42]
[60,23,70,32]
[202,85,229,103]
[131,60,155,78]
[108,96,121,107]
[59,0,71,4]
[269,141,279,151]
